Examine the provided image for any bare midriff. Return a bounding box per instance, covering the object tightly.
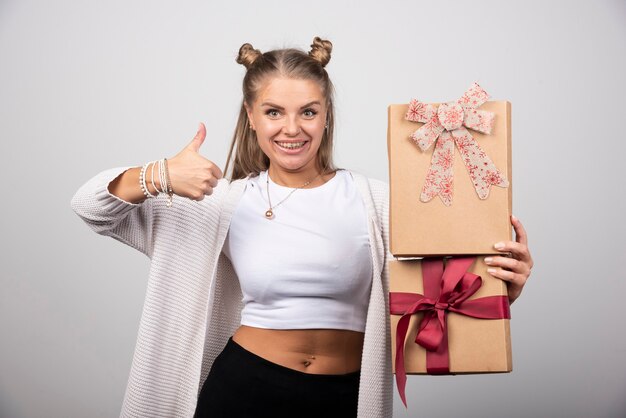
[231,325,364,375]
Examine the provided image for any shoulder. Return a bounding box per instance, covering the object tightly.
[344,169,388,199]
[343,169,389,227]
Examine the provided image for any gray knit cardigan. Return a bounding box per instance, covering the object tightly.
[71,166,394,418]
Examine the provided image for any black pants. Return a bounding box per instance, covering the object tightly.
[194,337,360,418]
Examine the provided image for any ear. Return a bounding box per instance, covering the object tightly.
[244,102,255,130]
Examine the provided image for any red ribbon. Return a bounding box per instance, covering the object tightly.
[389,257,511,407]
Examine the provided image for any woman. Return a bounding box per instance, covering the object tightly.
[71,37,533,418]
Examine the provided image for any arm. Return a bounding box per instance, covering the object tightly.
[70,166,155,258]
[71,123,224,259]
[108,165,158,204]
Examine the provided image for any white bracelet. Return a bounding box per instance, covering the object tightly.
[139,162,157,199]
[146,161,157,197]
[148,161,158,197]
[150,160,159,195]
[155,159,163,193]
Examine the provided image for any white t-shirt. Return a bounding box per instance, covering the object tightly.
[222,169,373,332]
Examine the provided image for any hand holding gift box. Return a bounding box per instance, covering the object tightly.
[486,214,533,304]
[387,82,534,409]
[388,216,534,407]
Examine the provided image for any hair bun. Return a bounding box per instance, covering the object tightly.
[237,43,262,69]
[308,36,332,68]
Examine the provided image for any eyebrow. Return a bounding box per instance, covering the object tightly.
[260,101,322,109]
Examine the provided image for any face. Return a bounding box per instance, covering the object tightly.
[245,77,327,176]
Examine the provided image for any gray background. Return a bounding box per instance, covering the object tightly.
[1,0,625,417]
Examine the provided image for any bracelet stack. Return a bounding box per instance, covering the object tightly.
[139,158,174,207]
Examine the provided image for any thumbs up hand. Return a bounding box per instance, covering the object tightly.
[167,123,224,201]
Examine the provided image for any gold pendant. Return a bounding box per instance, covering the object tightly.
[265,209,274,219]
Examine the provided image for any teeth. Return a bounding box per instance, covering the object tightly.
[276,141,306,149]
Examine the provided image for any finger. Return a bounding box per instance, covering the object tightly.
[187,122,206,152]
[483,256,530,275]
[487,266,527,304]
[486,266,524,285]
[493,240,531,262]
[511,215,528,246]
[209,163,223,180]
[207,175,219,189]
[194,187,212,201]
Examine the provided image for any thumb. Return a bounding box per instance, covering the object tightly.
[187,122,206,152]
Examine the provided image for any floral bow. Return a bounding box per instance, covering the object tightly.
[405,82,509,206]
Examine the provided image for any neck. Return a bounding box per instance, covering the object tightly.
[267,164,323,188]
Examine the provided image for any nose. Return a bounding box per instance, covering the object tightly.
[283,115,301,136]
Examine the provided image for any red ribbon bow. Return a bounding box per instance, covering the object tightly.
[389,257,511,407]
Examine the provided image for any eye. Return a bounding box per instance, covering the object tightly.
[302,108,318,118]
[265,109,281,118]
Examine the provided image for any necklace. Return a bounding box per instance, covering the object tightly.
[265,171,322,219]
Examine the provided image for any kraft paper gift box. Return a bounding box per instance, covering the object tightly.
[388,83,512,256]
[389,256,512,406]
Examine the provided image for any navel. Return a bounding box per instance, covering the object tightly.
[303,355,316,367]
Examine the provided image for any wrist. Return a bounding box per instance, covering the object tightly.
[139,159,174,207]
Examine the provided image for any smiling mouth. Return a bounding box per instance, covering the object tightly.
[275,141,307,150]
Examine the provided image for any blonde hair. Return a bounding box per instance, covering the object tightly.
[224,37,338,181]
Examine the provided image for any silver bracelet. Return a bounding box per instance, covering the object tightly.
[163,158,174,207]
[158,159,167,194]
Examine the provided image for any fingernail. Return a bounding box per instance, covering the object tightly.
[494,242,505,250]
[197,123,202,132]
[511,214,518,222]
[487,268,496,275]
[484,257,493,264]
